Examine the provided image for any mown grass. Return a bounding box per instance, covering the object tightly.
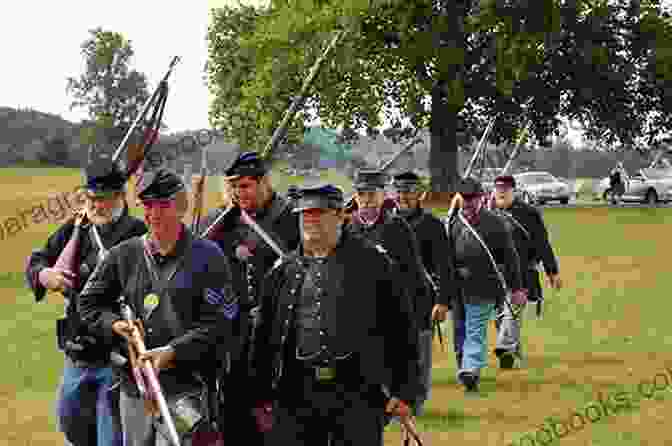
[1,168,671,445]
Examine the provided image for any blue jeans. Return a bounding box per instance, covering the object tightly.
[452,302,495,375]
[56,358,122,446]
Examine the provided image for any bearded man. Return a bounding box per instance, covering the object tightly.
[78,168,240,446]
[25,158,147,446]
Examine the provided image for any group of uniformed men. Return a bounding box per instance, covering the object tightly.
[25,150,561,446]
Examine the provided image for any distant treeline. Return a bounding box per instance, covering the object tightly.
[1,107,667,179]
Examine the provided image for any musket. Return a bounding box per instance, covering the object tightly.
[50,58,180,297]
[344,136,424,214]
[500,122,531,176]
[120,296,181,446]
[90,223,109,263]
[443,115,497,225]
[191,139,210,235]
[260,30,345,160]
[112,56,181,172]
[484,122,531,211]
[202,30,345,241]
[51,209,87,292]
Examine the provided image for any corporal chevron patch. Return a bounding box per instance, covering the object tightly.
[219,301,239,320]
[205,287,229,305]
[205,287,239,319]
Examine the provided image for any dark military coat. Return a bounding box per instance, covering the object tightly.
[494,198,559,300]
[347,208,432,330]
[446,209,523,304]
[397,207,456,308]
[252,230,420,405]
[25,206,147,302]
[25,207,147,361]
[201,193,300,311]
[78,226,240,396]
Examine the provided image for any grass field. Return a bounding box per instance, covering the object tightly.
[1,168,671,445]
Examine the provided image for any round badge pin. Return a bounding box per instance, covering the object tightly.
[144,293,160,308]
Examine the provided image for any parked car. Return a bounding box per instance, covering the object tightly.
[513,171,571,205]
[597,167,672,204]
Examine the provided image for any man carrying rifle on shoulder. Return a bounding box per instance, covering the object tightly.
[200,151,300,440]
[490,175,562,369]
[392,171,455,416]
[252,184,421,445]
[346,169,428,414]
[25,158,147,446]
[78,168,241,446]
[439,178,524,394]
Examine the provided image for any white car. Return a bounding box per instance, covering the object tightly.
[514,172,571,205]
[597,167,672,204]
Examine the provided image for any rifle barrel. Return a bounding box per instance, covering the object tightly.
[112,56,181,165]
[260,31,344,160]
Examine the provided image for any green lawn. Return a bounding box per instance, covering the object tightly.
[1,168,670,444]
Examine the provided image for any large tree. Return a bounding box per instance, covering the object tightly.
[207,0,672,191]
[67,27,151,148]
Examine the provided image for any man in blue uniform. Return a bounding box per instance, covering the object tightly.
[200,151,300,440]
[25,158,147,446]
[78,168,241,446]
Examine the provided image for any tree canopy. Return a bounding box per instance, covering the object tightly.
[207,0,672,190]
[67,27,151,146]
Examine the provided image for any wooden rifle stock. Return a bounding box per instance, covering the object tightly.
[52,211,88,290]
[119,298,181,446]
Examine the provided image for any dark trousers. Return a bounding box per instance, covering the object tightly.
[221,311,266,444]
[270,362,385,446]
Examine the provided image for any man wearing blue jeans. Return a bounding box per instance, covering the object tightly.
[438,178,525,394]
[25,158,147,445]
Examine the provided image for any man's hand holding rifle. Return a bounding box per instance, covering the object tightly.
[111,298,182,446]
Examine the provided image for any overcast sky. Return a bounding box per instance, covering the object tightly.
[1,0,585,145]
[1,0,211,133]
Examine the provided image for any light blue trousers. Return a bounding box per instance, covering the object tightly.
[56,357,122,446]
[452,302,495,375]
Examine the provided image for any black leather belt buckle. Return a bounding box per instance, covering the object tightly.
[314,366,336,381]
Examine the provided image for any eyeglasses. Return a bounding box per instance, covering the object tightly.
[141,199,175,210]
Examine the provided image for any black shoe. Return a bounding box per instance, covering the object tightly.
[499,352,515,369]
[461,373,479,393]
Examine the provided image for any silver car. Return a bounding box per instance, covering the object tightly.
[597,167,672,204]
[514,172,571,205]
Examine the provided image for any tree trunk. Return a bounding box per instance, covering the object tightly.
[429,85,459,193]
